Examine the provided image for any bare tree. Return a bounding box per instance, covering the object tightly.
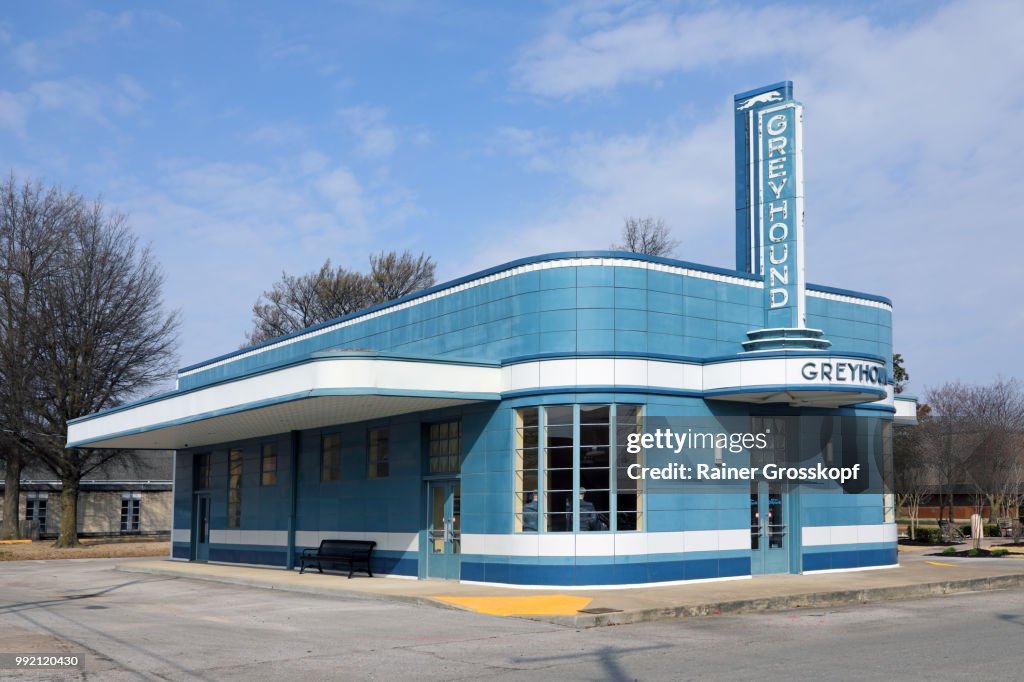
[612,217,679,257]
[18,186,179,547]
[894,410,929,540]
[246,251,435,345]
[369,251,436,302]
[962,379,1024,523]
[922,382,979,525]
[920,379,1024,528]
[0,178,78,539]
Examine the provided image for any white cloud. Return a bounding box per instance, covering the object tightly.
[338,105,398,159]
[316,167,369,232]
[17,76,147,127]
[109,152,422,365]
[513,3,845,97]
[493,0,1024,391]
[245,122,307,147]
[0,90,30,138]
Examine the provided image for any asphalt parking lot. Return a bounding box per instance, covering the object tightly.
[2,559,1024,681]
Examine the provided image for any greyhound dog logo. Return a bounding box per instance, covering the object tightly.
[736,91,783,110]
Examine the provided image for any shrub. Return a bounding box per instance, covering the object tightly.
[960,523,1001,537]
[991,548,1009,557]
[967,548,980,557]
[913,527,939,543]
[941,546,957,555]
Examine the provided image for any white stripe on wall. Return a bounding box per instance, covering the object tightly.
[208,530,289,547]
[807,289,891,311]
[294,531,419,553]
[72,353,894,446]
[462,529,750,558]
[801,523,898,547]
[171,528,190,543]
[503,356,892,406]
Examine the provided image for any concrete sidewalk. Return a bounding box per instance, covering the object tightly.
[117,545,1024,628]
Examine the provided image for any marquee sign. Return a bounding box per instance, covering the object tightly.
[733,82,807,330]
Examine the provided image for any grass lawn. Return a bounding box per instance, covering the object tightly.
[0,536,169,561]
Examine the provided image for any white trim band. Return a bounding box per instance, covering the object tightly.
[462,529,751,558]
[801,523,898,547]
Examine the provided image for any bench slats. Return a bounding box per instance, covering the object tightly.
[298,539,376,578]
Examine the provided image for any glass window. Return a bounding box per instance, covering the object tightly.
[121,493,141,533]
[194,453,211,490]
[261,443,278,486]
[429,420,462,474]
[616,405,643,531]
[514,408,539,532]
[25,493,48,535]
[579,405,611,532]
[321,433,342,482]
[368,428,390,478]
[228,448,243,528]
[515,404,643,533]
[544,406,574,532]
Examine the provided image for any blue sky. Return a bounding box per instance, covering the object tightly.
[2,0,1021,395]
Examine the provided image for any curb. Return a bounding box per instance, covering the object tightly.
[116,562,1024,629]
[539,573,1024,627]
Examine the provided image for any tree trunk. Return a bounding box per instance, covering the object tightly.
[54,477,81,548]
[987,494,999,525]
[1,457,22,540]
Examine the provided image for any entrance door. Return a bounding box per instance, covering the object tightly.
[426,481,460,579]
[192,494,211,562]
[750,480,789,574]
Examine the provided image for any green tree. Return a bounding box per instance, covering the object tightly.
[893,353,909,394]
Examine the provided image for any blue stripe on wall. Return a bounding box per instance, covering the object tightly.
[802,547,897,571]
[461,556,752,586]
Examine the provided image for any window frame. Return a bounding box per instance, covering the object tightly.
[367,427,390,479]
[227,448,243,529]
[260,442,278,486]
[121,492,142,533]
[427,420,462,474]
[194,452,211,490]
[513,403,644,534]
[321,432,342,482]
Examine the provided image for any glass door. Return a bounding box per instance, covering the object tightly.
[192,494,211,562]
[426,481,460,579]
[750,480,789,574]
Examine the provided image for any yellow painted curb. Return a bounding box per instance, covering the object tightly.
[0,539,32,545]
[433,594,593,616]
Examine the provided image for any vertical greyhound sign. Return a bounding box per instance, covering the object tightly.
[734,82,806,330]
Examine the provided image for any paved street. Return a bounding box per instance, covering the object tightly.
[1,559,1022,681]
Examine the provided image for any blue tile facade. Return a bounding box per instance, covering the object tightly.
[161,253,898,586]
[178,255,890,391]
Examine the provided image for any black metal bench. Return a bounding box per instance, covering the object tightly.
[298,539,376,578]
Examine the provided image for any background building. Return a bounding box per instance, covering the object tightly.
[0,452,172,539]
